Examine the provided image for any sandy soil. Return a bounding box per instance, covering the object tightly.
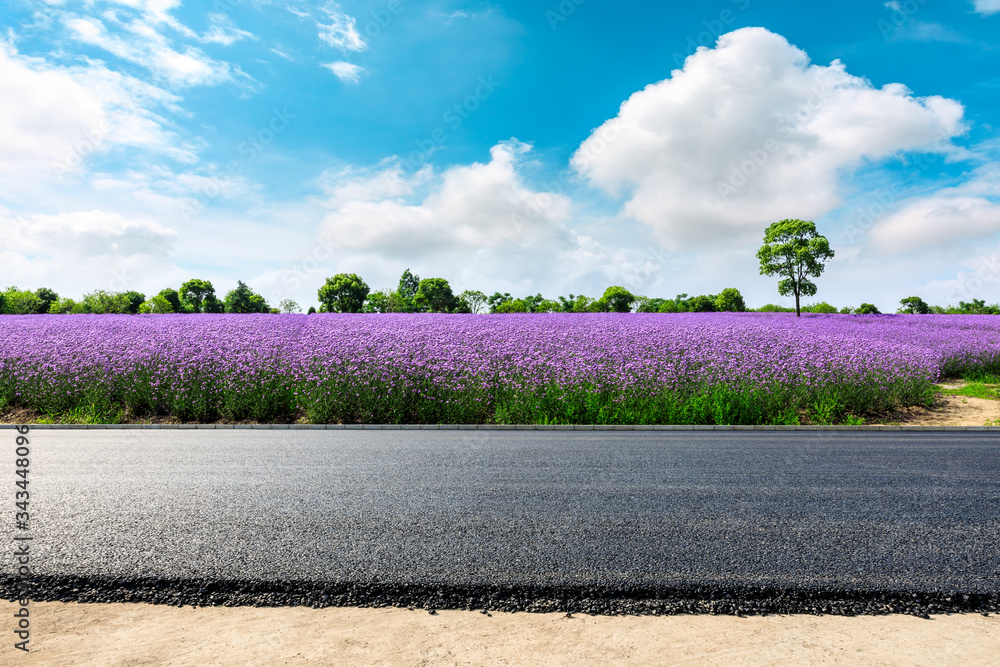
[3,601,998,667]
[889,383,1000,427]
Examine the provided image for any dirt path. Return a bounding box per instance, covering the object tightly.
[4,601,999,666]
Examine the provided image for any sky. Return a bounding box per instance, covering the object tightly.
[1,0,999,311]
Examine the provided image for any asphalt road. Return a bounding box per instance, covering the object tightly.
[4,430,999,615]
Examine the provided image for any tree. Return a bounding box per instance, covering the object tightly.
[488,292,513,313]
[397,269,420,311]
[81,290,131,314]
[898,296,930,315]
[495,299,529,313]
[122,291,146,314]
[571,295,602,312]
[34,288,59,314]
[48,297,77,314]
[413,278,458,313]
[318,274,370,313]
[804,301,838,314]
[158,289,182,313]
[179,279,217,313]
[225,281,269,313]
[307,306,317,314]
[1,287,42,314]
[138,294,175,314]
[714,288,746,312]
[363,289,408,313]
[599,286,635,313]
[856,303,881,315]
[278,299,301,314]
[533,299,562,313]
[688,295,717,312]
[757,219,835,317]
[458,290,487,314]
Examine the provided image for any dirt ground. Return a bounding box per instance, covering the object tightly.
[888,381,1000,427]
[3,601,998,667]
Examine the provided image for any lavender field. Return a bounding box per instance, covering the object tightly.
[1,313,998,425]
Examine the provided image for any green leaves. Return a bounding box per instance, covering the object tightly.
[318,274,370,313]
[758,219,834,316]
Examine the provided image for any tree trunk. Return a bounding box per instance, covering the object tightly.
[795,291,801,317]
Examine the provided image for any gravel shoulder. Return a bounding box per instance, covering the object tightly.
[8,601,999,666]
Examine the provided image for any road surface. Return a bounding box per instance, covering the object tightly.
[4,429,998,615]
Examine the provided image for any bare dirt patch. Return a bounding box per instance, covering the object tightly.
[886,381,1000,427]
[6,601,998,666]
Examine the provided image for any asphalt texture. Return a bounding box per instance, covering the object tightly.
[3,430,999,617]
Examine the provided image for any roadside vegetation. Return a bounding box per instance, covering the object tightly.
[2,219,998,427]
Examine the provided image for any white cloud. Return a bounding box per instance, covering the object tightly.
[3,209,177,257]
[868,166,1000,253]
[870,195,1000,252]
[200,13,256,46]
[572,27,966,251]
[317,5,367,52]
[0,41,194,181]
[323,61,365,84]
[319,141,573,254]
[972,0,1000,16]
[65,14,234,87]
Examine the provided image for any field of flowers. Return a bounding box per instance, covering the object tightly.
[1,313,998,425]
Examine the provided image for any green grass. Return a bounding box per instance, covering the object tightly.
[940,382,1000,401]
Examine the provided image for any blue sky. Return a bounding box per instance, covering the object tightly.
[1,0,999,310]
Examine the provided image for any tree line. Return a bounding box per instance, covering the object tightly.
[0,280,289,315]
[1,216,996,317]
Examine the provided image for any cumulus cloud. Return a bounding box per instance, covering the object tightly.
[0,209,185,295]
[323,61,365,84]
[870,196,1000,252]
[0,41,194,180]
[317,5,367,52]
[868,165,1000,253]
[972,0,1000,16]
[572,27,965,250]
[3,209,177,257]
[319,141,573,254]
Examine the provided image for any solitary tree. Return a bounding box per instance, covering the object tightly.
[318,273,370,313]
[757,219,835,317]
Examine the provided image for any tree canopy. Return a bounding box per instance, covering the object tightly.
[318,273,370,313]
[757,219,835,317]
